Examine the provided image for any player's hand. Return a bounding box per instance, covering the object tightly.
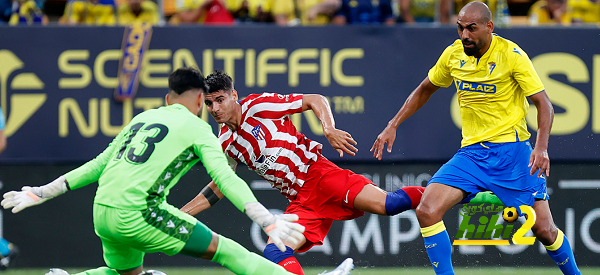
[529,147,550,178]
[307,7,318,22]
[324,127,358,157]
[244,202,305,251]
[370,125,397,160]
[1,176,68,213]
[2,186,50,213]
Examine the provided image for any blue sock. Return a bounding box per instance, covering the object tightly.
[421,222,454,275]
[263,243,294,264]
[0,238,10,257]
[385,189,412,215]
[545,230,581,275]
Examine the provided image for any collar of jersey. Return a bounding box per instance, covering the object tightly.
[469,34,496,65]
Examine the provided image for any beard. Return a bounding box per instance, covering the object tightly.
[462,39,483,56]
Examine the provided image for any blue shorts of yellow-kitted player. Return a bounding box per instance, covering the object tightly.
[428,141,548,210]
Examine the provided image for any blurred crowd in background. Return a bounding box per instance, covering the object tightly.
[0,0,598,27]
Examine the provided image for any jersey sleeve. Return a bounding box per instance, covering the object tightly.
[64,130,124,189]
[245,93,304,120]
[194,121,257,212]
[0,108,5,130]
[427,44,455,88]
[511,46,545,97]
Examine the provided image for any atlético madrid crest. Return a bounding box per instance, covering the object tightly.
[252,124,266,140]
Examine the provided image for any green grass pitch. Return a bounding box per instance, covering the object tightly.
[4,267,600,275]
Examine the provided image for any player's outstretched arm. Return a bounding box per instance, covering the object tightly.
[1,176,68,213]
[64,129,125,189]
[1,129,125,214]
[180,180,224,215]
[194,125,305,251]
[302,94,358,157]
[527,91,553,178]
[371,77,439,160]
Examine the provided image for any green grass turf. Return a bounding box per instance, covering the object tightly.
[4,267,600,275]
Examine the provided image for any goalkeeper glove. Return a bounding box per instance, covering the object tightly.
[244,202,305,252]
[1,176,68,213]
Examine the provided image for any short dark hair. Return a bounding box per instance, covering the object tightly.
[205,70,233,94]
[168,67,207,95]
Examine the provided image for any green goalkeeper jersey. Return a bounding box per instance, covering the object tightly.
[64,104,257,212]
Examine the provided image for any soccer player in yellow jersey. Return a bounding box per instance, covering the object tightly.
[117,0,160,25]
[371,2,581,275]
[568,0,600,23]
[528,0,571,25]
[61,0,117,25]
[272,0,340,26]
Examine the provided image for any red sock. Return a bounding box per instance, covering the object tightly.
[402,186,425,209]
[278,256,305,275]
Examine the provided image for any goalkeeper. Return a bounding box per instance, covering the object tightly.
[1,68,350,275]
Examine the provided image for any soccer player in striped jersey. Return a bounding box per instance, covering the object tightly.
[371,2,580,274]
[180,70,428,275]
[1,68,352,275]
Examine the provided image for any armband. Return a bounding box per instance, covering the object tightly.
[202,187,220,206]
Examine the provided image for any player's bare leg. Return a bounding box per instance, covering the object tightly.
[532,200,581,275]
[353,185,387,214]
[199,233,220,259]
[416,183,465,275]
[416,183,465,227]
[531,200,558,245]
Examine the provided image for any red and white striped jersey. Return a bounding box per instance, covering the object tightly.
[218,93,323,200]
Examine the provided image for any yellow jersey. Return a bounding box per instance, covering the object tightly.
[176,0,207,22]
[63,0,116,25]
[568,0,600,23]
[272,0,330,25]
[428,35,545,147]
[528,0,572,25]
[117,1,160,25]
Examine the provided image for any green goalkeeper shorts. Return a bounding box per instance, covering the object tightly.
[93,203,213,270]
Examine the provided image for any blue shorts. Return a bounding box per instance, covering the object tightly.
[429,141,548,209]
